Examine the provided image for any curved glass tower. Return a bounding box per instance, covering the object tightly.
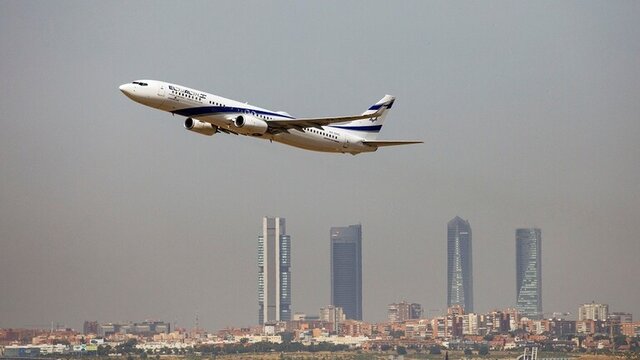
[447,216,473,313]
[516,228,542,319]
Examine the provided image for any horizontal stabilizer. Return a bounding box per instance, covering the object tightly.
[362,140,423,147]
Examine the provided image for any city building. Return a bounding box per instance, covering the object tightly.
[609,312,633,324]
[447,216,473,312]
[448,304,465,316]
[83,321,98,335]
[621,322,640,337]
[320,305,346,332]
[549,318,577,337]
[462,313,480,335]
[387,302,422,322]
[576,319,607,335]
[578,302,609,321]
[258,217,292,324]
[339,320,370,337]
[97,321,170,337]
[331,224,362,320]
[504,307,521,331]
[516,228,542,319]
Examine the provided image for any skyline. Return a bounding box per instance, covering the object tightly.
[1,1,639,331]
[2,218,631,330]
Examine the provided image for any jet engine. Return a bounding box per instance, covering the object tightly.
[232,115,268,135]
[184,118,217,136]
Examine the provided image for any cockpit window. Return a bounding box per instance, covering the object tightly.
[132,81,148,86]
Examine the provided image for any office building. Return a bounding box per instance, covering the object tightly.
[516,228,542,319]
[258,217,291,324]
[97,321,170,337]
[447,216,473,312]
[331,224,362,320]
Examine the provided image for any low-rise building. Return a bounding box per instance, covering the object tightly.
[621,322,640,337]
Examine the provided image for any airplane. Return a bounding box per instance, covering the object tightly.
[119,80,422,155]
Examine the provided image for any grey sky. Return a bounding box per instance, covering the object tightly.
[1,1,639,330]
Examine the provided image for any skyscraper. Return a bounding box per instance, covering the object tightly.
[258,217,291,324]
[516,228,542,319]
[330,224,362,320]
[447,216,473,312]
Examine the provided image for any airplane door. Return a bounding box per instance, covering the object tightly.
[157,83,165,97]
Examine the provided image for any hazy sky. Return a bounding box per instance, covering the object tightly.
[1,1,639,331]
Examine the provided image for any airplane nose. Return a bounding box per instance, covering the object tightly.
[119,84,129,93]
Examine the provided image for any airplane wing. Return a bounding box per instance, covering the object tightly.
[362,140,424,147]
[267,112,383,132]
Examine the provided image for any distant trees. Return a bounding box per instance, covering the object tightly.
[115,338,140,355]
[278,331,295,344]
[615,334,628,347]
[194,340,348,355]
[396,346,407,355]
[429,345,442,355]
[478,344,490,356]
[97,344,112,356]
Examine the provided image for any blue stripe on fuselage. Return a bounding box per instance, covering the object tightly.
[172,106,295,119]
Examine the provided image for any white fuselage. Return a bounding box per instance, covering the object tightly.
[119,80,376,154]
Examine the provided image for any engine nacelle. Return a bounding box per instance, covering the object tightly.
[184,118,217,136]
[233,115,268,135]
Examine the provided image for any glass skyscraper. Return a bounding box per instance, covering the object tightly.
[447,216,473,312]
[330,224,362,320]
[258,217,291,324]
[516,228,542,319]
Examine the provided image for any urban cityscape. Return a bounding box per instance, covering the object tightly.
[2,2,639,360]
[2,217,638,358]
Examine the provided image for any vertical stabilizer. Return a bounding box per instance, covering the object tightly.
[329,95,395,140]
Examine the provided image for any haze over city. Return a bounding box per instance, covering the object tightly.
[1,1,639,332]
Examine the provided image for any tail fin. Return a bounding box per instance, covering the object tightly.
[330,95,395,140]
